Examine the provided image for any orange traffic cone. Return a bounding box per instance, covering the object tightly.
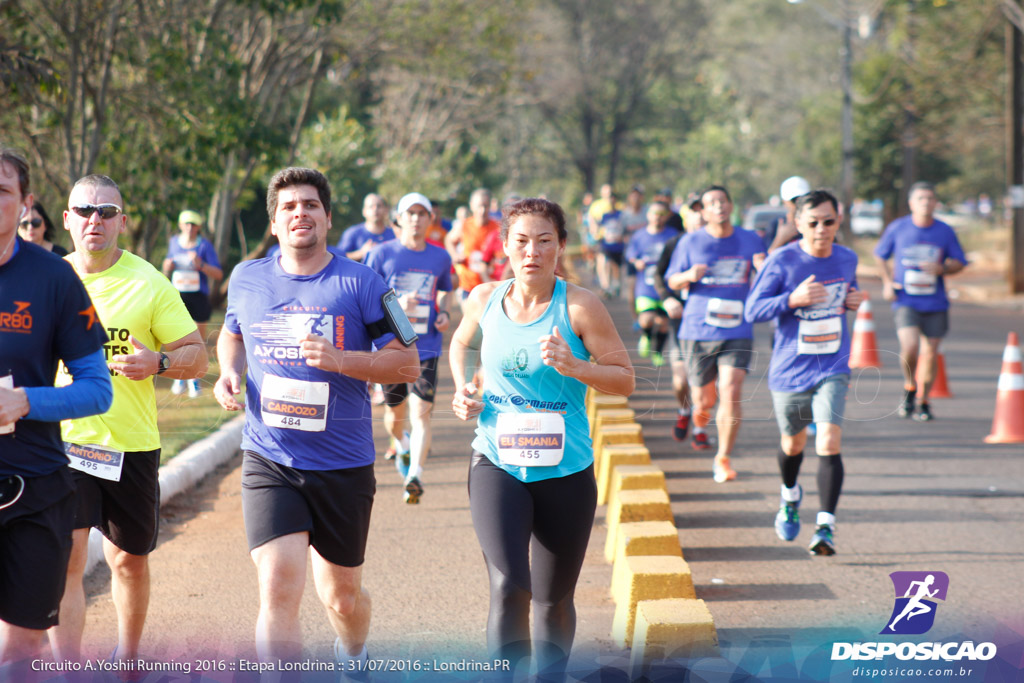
[918,353,952,399]
[849,300,882,369]
[985,332,1024,444]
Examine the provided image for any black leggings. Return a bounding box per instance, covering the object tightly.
[468,453,597,677]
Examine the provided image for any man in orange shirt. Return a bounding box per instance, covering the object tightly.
[445,188,501,306]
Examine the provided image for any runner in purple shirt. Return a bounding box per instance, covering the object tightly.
[746,190,865,556]
[365,192,454,505]
[665,185,765,484]
[873,182,967,422]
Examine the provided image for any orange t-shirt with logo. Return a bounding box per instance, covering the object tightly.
[455,216,501,292]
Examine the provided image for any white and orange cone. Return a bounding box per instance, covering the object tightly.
[918,352,953,399]
[985,332,1024,444]
[849,300,882,369]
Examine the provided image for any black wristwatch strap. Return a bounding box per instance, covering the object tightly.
[157,352,170,375]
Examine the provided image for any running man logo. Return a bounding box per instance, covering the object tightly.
[881,571,949,635]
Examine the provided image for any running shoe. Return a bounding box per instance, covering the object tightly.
[806,422,817,436]
[170,380,185,395]
[395,452,410,479]
[914,402,933,422]
[691,431,711,450]
[370,383,385,406]
[897,388,915,418]
[404,476,424,505]
[383,430,410,461]
[672,413,690,442]
[638,335,650,358]
[712,456,737,483]
[774,485,802,542]
[808,525,836,556]
[188,380,201,398]
[334,639,370,683]
[651,351,665,367]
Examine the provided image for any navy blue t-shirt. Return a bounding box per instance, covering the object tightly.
[1,239,108,476]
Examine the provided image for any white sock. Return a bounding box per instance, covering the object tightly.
[678,407,691,416]
[781,484,801,502]
[693,426,706,435]
[407,465,422,480]
[816,512,836,528]
[334,639,367,665]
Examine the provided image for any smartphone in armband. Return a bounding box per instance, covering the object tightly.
[380,289,419,347]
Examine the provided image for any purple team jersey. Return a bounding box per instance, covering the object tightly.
[745,241,859,393]
[665,227,765,341]
[625,227,680,301]
[336,223,396,255]
[225,255,395,470]
[364,240,452,360]
[873,216,967,312]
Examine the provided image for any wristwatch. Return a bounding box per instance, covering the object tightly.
[156,352,171,375]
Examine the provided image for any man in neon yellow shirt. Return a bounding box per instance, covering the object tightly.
[47,175,207,664]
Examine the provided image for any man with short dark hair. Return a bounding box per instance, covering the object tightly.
[49,174,207,664]
[337,193,394,262]
[0,147,111,672]
[215,167,419,666]
[666,185,765,482]
[746,190,865,556]
[873,182,967,422]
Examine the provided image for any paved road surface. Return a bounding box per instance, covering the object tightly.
[71,275,1023,682]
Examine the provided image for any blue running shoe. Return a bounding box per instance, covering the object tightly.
[774,485,802,542]
[395,452,410,479]
[808,524,836,556]
[806,422,817,436]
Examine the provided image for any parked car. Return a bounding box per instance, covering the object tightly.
[850,203,884,236]
[743,204,787,240]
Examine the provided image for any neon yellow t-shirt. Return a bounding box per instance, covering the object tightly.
[60,251,198,452]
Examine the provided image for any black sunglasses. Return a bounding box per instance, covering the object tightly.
[71,204,122,220]
[18,218,42,229]
[807,219,837,228]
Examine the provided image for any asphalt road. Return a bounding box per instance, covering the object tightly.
[69,274,1023,682]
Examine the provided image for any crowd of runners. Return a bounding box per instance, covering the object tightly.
[1,142,968,680]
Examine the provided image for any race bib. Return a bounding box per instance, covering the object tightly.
[65,443,124,482]
[496,413,565,467]
[903,269,937,296]
[705,298,744,328]
[643,264,658,287]
[260,374,329,432]
[0,374,13,435]
[797,317,842,355]
[172,269,201,293]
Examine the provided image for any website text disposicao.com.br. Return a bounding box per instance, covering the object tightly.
[852,665,979,679]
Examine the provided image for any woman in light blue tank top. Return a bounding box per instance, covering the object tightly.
[450,198,634,677]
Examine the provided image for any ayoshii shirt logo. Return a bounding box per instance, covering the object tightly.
[881,571,949,635]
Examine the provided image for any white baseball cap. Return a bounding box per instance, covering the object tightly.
[779,176,811,202]
[396,192,432,215]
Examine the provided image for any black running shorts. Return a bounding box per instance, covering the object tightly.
[382,356,439,407]
[72,449,161,556]
[241,451,375,567]
[0,468,76,629]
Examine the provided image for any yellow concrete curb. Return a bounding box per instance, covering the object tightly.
[611,555,696,647]
[590,407,636,441]
[586,393,630,425]
[596,444,652,506]
[593,423,644,482]
[604,488,673,563]
[629,598,720,671]
[607,518,682,571]
[605,464,667,514]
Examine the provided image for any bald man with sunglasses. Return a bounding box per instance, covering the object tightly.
[48,175,207,664]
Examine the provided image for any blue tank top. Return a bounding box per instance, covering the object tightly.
[471,278,593,482]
